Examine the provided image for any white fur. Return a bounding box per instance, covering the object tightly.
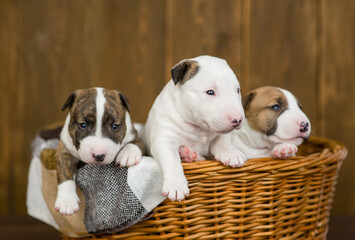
[210,132,247,167]
[141,55,244,201]
[229,87,311,159]
[174,56,244,134]
[55,180,79,215]
[95,87,105,137]
[61,115,80,159]
[78,136,120,164]
[121,112,136,147]
[230,121,274,158]
[116,143,142,166]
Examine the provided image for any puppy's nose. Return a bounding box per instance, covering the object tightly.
[231,117,243,128]
[300,121,309,133]
[93,153,105,162]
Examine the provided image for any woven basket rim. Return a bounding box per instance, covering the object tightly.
[181,135,348,175]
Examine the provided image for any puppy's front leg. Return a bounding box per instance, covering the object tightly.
[151,141,189,201]
[116,143,142,167]
[55,141,80,216]
[210,134,247,168]
[116,127,146,166]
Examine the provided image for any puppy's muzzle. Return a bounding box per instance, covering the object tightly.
[93,153,105,162]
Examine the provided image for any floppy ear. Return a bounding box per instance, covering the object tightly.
[61,92,76,111]
[242,91,255,113]
[170,59,199,85]
[119,93,130,112]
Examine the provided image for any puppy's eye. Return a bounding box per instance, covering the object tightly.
[237,88,240,94]
[270,104,281,111]
[111,123,120,131]
[298,103,303,110]
[206,90,215,96]
[79,122,87,129]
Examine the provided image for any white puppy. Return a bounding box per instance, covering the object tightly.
[140,55,245,201]
[225,86,311,159]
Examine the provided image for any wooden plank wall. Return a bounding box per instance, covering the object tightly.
[0,0,354,216]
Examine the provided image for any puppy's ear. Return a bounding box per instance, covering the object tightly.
[62,92,76,111]
[119,93,130,112]
[171,59,199,85]
[242,91,256,112]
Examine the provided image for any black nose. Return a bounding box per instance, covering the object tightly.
[300,122,309,133]
[231,118,243,128]
[93,153,105,162]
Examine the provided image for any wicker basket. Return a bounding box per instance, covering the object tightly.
[61,136,347,240]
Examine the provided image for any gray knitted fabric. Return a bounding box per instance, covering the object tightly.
[76,162,148,234]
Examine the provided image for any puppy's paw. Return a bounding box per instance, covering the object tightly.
[116,143,142,167]
[179,145,205,163]
[214,150,247,168]
[162,177,189,201]
[271,143,298,159]
[55,193,79,216]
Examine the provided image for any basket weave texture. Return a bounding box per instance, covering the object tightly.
[62,136,347,240]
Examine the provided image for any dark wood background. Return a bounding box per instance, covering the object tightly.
[0,0,354,232]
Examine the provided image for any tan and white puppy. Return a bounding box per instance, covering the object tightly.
[227,86,311,159]
[140,55,245,201]
[55,87,145,215]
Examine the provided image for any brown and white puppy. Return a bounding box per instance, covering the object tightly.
[226,86,311,159]
[55,87,145,215]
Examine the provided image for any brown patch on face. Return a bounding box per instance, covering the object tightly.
[62,88,98,150]
[102,89,128,144]
[243,86,289,136]
[103,90,146,154]
[171,59,199,85]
